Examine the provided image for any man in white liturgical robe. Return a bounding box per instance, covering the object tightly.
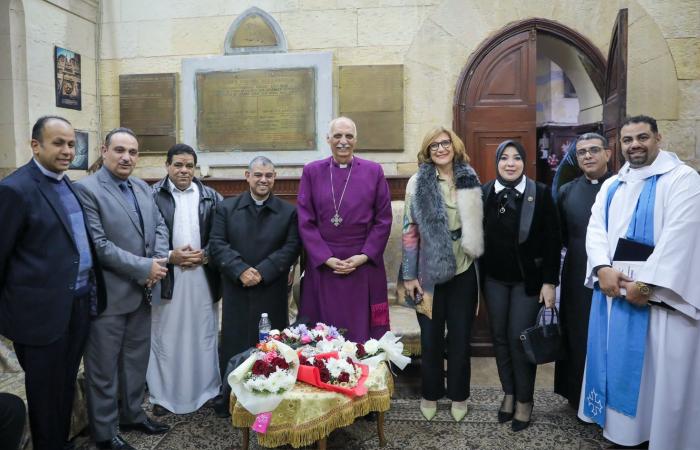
[148,144,223,414]
[579,115,700,450]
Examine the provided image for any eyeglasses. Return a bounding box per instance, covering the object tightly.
[575,147,604,158]
[429,140,452,152]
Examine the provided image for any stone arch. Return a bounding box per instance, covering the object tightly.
[0,0,29,173]
[403,0,678,151]
[223,7,287,55]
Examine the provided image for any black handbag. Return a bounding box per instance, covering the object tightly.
[520,306,566,364]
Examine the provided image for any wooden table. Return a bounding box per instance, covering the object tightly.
[231,362,394,449]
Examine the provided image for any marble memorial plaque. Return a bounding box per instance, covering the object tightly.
[196,68,316,151]
[339,65,404,151]
[119,73,177,153]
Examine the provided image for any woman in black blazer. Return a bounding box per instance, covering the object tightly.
[481,140,561,431]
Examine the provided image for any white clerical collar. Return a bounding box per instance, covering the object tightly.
[33,158,65,181]
[331,156,353,169]
[494,177,526,194]
[168,178,196,194]
[618,150,682,182]
[251,191,270,206]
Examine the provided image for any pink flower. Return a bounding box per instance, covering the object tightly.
[300,335,312,344]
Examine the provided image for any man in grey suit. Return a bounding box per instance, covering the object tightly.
[76,127,170,450]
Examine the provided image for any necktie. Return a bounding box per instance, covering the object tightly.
[119,182,144,231]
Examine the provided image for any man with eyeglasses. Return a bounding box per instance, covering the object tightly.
[578,115,700,449]
[209,155,301,383]
[554,132,611,409]
[147,144,223,417]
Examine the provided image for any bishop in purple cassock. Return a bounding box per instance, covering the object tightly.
[298,117,392,343]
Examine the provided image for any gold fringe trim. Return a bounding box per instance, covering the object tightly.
[231,387,393,448]
[402,339,422,356]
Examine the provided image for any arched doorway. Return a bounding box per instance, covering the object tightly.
[454,13,628,355]
[454,14,627,184]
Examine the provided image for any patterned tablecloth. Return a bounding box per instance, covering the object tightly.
[231,361,394,448]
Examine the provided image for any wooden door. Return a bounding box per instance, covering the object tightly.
[455,29,538,184]
[454,29,537,356]
[602,9,628,170]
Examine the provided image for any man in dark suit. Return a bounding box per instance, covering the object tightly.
[75,128,170,450]
[0,115,106,450]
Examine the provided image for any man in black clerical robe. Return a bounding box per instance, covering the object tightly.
[209,156,301,377]
[554,132,611,408]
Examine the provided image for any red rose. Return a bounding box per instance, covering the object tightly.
[272,357,289,370]
[272,334,282,341]
[299,355,311,366]
[313,359,325,369]
[320,367,331,383]
[252,360,266,375]
[338,372,350,383]
[356,343,367,357]
[315,336,323,342]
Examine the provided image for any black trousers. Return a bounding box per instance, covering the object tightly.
[0,393,25,450]
[417,265,478,402]
[13,294,90,450]
[483,277,541,403]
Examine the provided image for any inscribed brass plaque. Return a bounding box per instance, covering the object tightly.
[339,65,403,151]
[119,73,176,153]
[196,68,316,151]
[231,15,278,48]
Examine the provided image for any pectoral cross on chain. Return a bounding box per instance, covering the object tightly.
[331,213,343,227]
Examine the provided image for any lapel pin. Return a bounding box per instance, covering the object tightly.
[528,196,534,202]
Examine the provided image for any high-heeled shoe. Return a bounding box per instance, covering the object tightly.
[450,401,468,422]
[511,401,533,432]
[420,399,437,421]
[497,394,514,423]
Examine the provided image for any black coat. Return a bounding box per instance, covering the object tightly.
[0,160,106,345]
[209,191,301,363]
[152,176,223,301]
[482,179,561,296]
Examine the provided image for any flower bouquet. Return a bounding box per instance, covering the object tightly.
[297,351,369,398]
[269,323,344,349]
[228,340,299,416]
[340,331,411,370]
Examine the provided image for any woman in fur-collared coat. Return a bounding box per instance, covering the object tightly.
[400,126,484,422]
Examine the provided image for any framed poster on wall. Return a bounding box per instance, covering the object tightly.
[55,46,81,110]
[69,130,89,170]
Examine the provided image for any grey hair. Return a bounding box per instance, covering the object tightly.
[247,155,274,171]
[576,132,608,148]
[328,116,357,137]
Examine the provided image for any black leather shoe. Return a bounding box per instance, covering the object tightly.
[152,404,169,417]
[511,417,530,432]
[120,417,170,435]
[498,410,514,423]
[96,435,136,450]
[212,396,231,418]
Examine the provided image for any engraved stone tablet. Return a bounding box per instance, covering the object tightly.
[231,14,278,48]
[119,73,177,153]
[339,65,404,151]
[196,68,316,151]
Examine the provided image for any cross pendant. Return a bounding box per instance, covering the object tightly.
[331,213,343,227]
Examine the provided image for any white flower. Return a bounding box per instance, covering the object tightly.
[340,341,358,357]
[316,340,335,353]
[283,329,299,339]
[269,329,280,336]
[364,339,380,355]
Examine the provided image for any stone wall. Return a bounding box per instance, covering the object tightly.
[0,0,100,177]
[2,0,698,178]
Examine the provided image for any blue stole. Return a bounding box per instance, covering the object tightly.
[583,174,659,426]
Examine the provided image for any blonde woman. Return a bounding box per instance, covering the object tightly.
[401,127,484,422]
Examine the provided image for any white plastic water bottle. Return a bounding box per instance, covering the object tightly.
[258,313,271,343]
